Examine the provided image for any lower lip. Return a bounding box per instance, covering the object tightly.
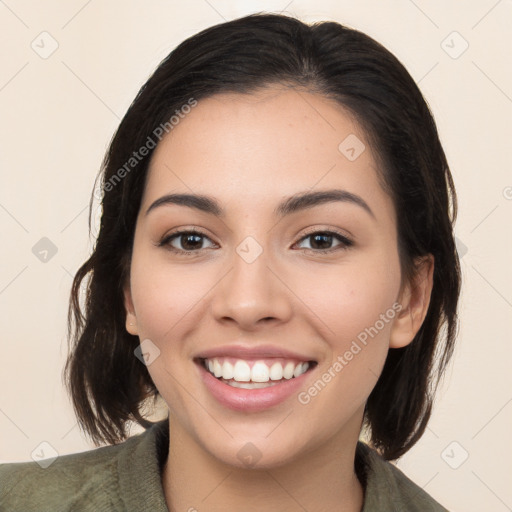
[196,361,314,412]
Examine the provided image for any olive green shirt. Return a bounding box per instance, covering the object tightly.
[0,419,448,511]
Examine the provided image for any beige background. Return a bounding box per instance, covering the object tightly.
[1,1,511,511]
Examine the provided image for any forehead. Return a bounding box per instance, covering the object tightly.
[143,86,392,219]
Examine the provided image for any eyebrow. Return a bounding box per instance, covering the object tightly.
[145,189,375,219]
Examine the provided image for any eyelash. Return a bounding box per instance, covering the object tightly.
[157,227,353,256]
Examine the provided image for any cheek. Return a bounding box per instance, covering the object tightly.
[132,270,208,340]
[294,252,401,350]
[130,238,402,352]
[293,256,401,428]
[128,250,212,406]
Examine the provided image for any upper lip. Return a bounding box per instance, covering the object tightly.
[194,344,317,362]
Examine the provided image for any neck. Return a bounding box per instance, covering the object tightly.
[162,412,365,512]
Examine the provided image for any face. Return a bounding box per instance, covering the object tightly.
[124,86,421,469]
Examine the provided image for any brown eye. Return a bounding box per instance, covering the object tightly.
[295,231,353,253]
[159,229,215,254]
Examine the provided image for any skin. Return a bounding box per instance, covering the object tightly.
[124,85,434,512]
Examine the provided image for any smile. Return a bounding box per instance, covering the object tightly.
[203,357,311,389]
[195,355,317,411]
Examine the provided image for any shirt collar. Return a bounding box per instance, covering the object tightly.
[117,418,402,512]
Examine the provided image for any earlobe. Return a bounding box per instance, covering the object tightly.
[389,255,434,349]
[123,284,138,336]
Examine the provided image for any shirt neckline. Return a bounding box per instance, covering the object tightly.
[122,418,377,511]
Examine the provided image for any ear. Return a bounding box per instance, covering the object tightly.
[389,254,434,349]
[124,281,139,336]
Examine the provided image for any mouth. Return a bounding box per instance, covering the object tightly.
[194,355,318,411]
[198,356,317,388]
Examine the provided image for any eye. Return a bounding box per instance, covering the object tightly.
[294,230,353,254]
[158,229,216,255]
[158,228,353,256]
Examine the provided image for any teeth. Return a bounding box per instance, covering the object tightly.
[251,361,269,382]
[204,357,311,383]
[269,362,283,380]
[294,362,309,378]
[226,380,279,389]
[213,359,223,378]
[233,360,251,382]
[222,361,234,380]
[283,362,295,379]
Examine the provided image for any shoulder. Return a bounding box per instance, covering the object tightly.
[357,442,449,512]
[0,420,169,512]
[0,439,127,511]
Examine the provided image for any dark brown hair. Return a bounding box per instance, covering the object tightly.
[64,12,461,460]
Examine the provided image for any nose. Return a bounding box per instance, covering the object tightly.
[210,243,293,331]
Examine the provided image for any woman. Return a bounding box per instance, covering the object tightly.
[0,12,460,511]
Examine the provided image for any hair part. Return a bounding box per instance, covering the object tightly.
[65,12,461,460]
